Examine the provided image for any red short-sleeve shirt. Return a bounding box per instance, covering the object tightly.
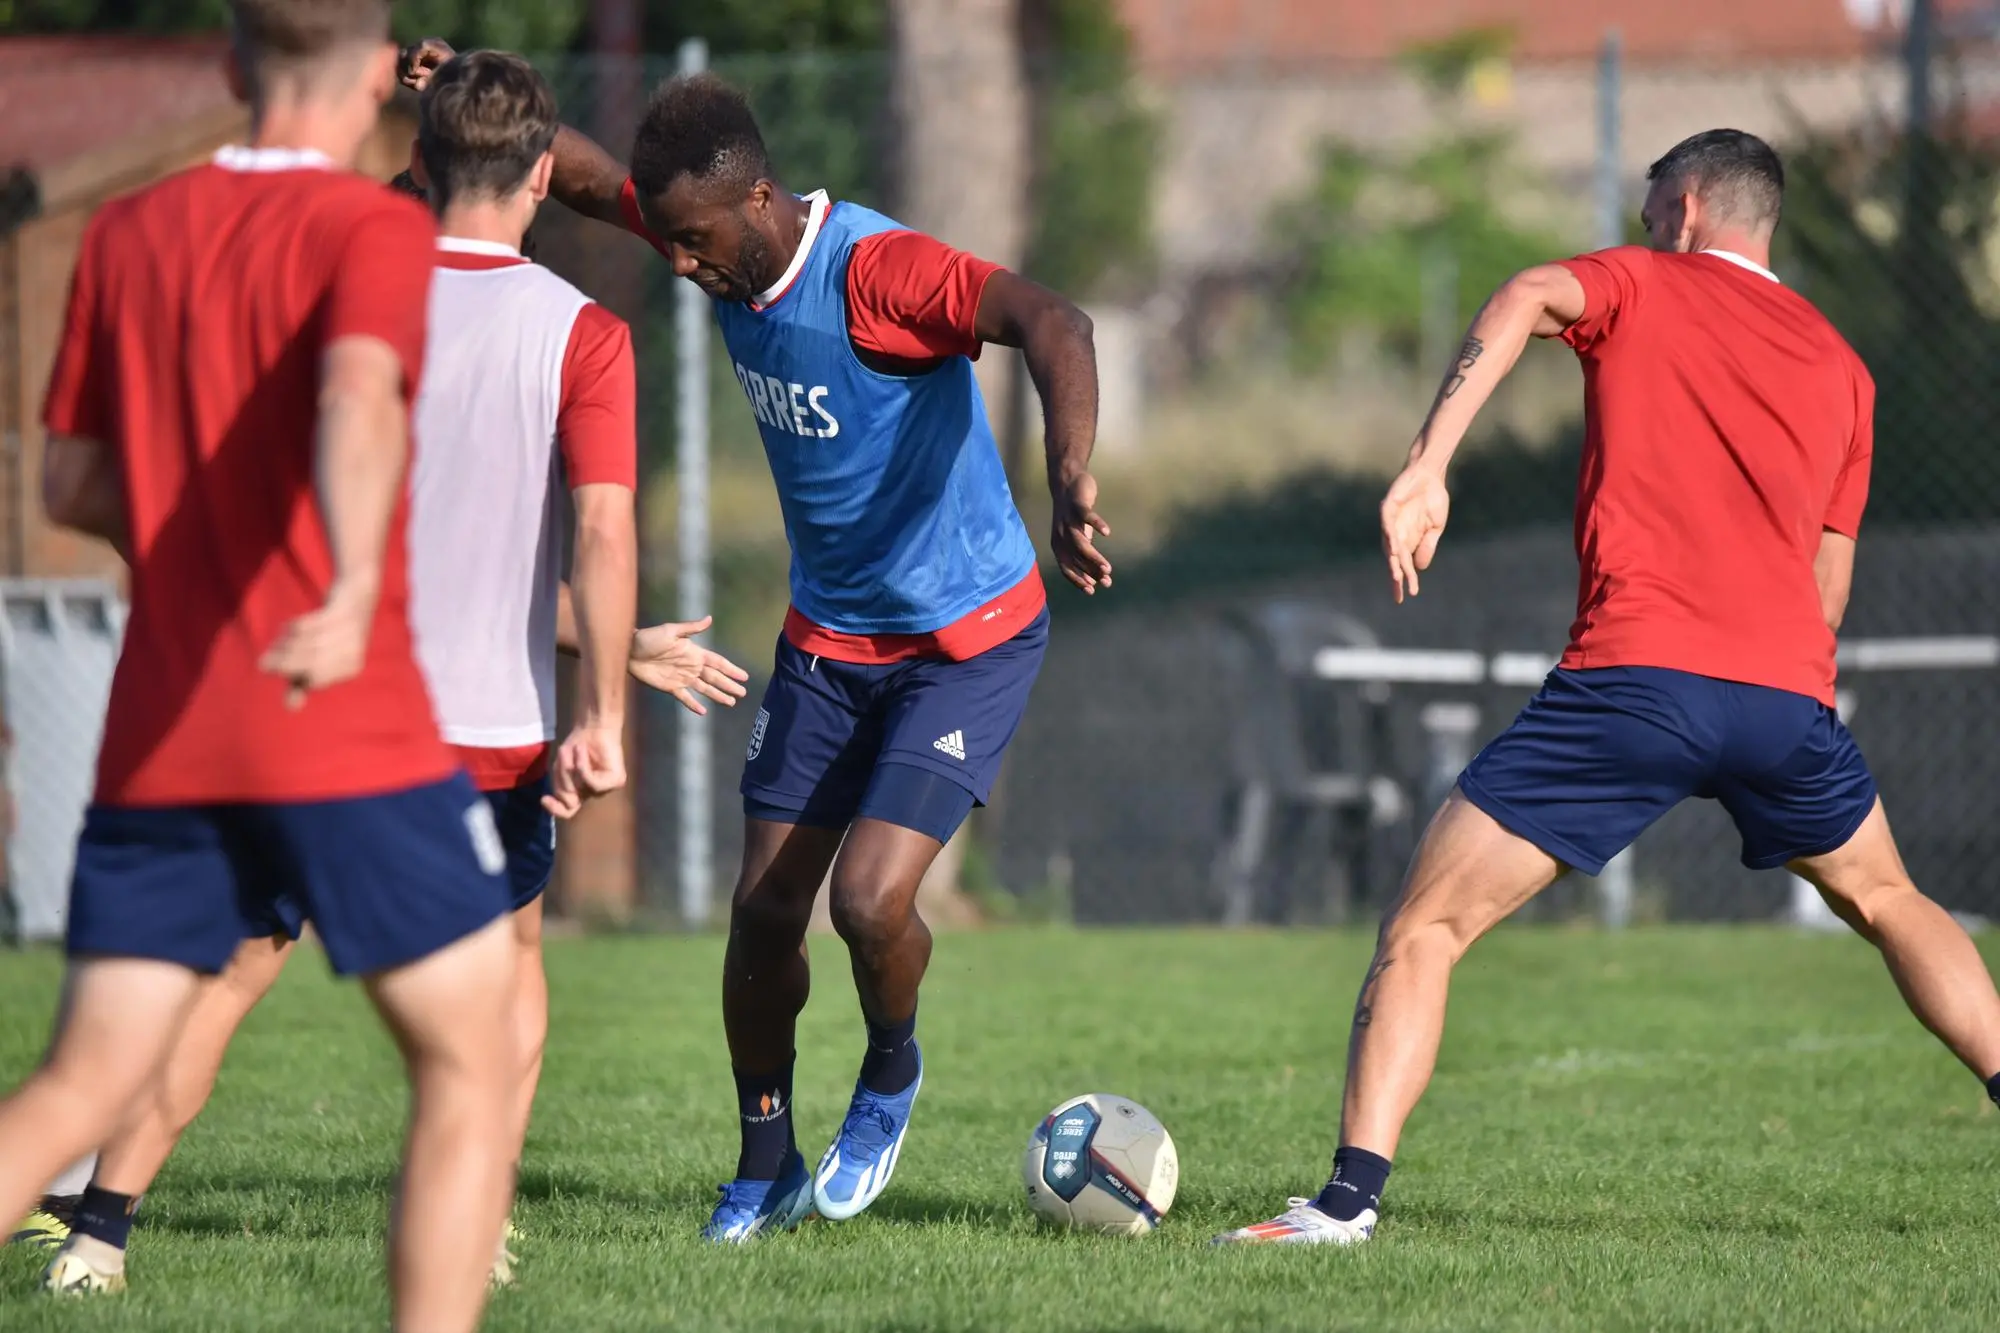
[44,153,455,805]
[1553,246,1875,705]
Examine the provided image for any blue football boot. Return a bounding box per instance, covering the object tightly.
[811,1044,923,1221]
[703,1149,814,1243]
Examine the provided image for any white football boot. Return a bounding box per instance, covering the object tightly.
[1213,1198,1377,1246]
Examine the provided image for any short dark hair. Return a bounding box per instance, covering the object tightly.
[1646,129,1785,229]
[419,51,560,206]
[387,167,540,258]
[630,73,772,200]
[229,0,390,63]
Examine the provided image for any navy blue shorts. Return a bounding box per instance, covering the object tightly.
[1460,667,1878,876]
[67,773,511,977]
[485,775,557,912]
[242,774,555,939]
[741,608,1049,842]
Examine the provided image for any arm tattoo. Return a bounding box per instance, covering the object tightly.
[1441,336,1485,400]
[1353,956,1394,1028]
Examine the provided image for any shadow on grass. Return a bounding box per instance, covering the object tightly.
[513,1166,720,1215]
[854,1187,1027,1232]
[139,1163,727,1239]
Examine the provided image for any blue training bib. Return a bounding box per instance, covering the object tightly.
[714,198,1037,636]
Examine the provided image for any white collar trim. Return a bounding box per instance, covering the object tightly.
[1700,249,1780,283]
[437,237,524,259]
[214,146,334,174]
[753,190,831,308]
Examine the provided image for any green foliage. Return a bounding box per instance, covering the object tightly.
[0,0,590,48]
[718,49,893,207]
[1024,0,1158,300]
[1777,127,2000,525]
[1269,28,1564,369]
[1,0,224,29]
[1270,129,1567,368]
[392,0,587,52]
[1112,421,1580,603]
[1397,24,1516,96]
[643,0,885,55]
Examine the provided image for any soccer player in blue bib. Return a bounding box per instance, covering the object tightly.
[402,48,1113,1240]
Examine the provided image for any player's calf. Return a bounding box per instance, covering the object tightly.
[1793,800,2000,1096]
[62,931,296,1287]
[810,817,955,1223]
[368,916,519,1333]
[718,819,838,1205]
[827,820,939,1098]
[0,959,201,1252]
[1223,792,1562,1244]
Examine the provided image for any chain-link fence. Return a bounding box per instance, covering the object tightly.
[11,28,1996,934]
[517,27,2000,929]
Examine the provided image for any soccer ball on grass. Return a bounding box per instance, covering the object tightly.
[1022,1093,1178,1234]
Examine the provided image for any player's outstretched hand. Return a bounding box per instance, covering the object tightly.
[542,722,628,821]
[259,583,377,709]
[1380,465,1451,603]
[398,37,456,92]
[1052,472,1113,595]
[629,616,751,716]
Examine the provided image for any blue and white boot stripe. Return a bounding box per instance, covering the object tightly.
[812,1066,922,1222]
[704,1154,815,1243]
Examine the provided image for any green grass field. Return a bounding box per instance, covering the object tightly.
[2,927,1998,1331]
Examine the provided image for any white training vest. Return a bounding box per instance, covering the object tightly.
[409,243,593,750]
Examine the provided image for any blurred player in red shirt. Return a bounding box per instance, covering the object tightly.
[26,51,750,1296]
[1222,131,2000,1246]
[0,4,520,1326]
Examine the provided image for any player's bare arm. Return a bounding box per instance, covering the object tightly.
[402,39,628,226]
[1382,262,1587,602]
[41,434,129,559]
[544,482,638,820]
[545,125,632,226]
[259,334,408,704]
[1814,530,1857,633]
[974,270,1112,595]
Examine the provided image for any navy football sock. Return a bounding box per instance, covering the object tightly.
[859,1008,919,1096]
[72,1185,139,1252]
[1986,1071,2000,1110]
[1313,1146,1392,1223]
[733,1060,797,1182]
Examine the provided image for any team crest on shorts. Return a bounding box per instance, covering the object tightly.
[746,708,770,762]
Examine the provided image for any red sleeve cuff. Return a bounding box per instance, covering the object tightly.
[619,179,673,260]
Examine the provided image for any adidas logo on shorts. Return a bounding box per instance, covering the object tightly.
[933,730,967,762]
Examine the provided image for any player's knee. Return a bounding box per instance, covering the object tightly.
[33,1056,146,1140]
[731,880,816,951]
[827,876,910,952]
[1819,872,1919,935]
[1379,901,1483,968]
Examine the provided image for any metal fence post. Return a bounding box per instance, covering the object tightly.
[1595,29,1623,252]
[675,37,714,928]
[1591,27,1636,927]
